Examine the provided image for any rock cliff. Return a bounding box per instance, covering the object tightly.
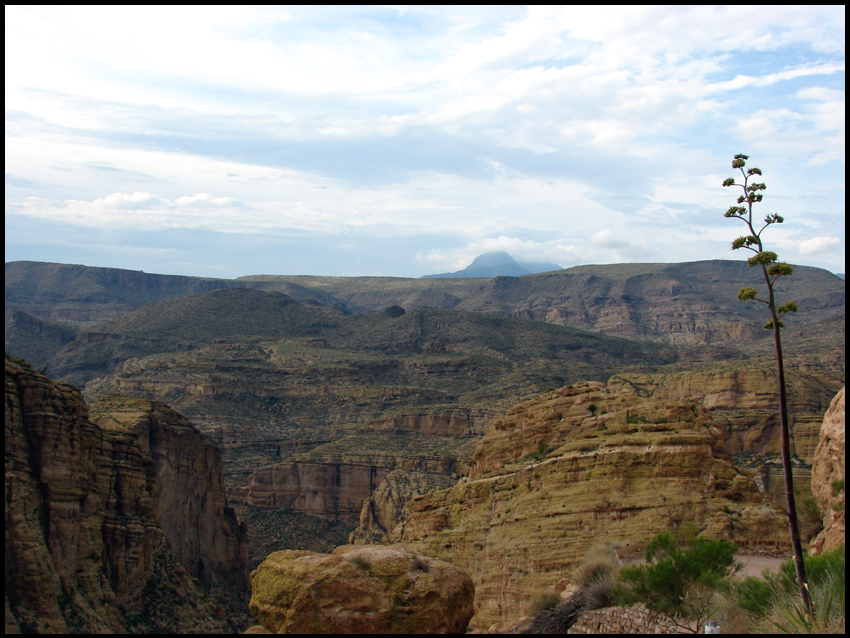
[4,358,249,633]
[810,387,845,554]
[387,380,786,632]
[609,365,842,462]
[350,362,842,547]
[609,364,844,532]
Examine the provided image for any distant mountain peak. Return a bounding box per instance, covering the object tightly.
[422,252,563,279]
[468,252,520,268]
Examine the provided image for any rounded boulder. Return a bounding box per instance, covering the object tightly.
[249,544,474,634]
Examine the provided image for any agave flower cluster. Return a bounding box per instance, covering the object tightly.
[722,153,797,330]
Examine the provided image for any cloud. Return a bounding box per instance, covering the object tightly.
[798,236,842,255]
[95,192,167,210]
[590,229,619,247]
[4,6,845,278]
[175,194,242,208]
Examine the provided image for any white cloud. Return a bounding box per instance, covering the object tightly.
[798,236,842,255]
[590,229,619,247]
[95,192,167,210]
[4,6,845,277]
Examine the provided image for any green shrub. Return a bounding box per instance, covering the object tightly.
[773,545,844,597]
[727,575,775,617]
[759,568,845,634]
[615,531,739,630]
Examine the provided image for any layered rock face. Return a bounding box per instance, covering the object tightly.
[239,461,391,522]
[387,381,786,632]
[810,387,845,554]
[4,359,248,633]
[249,545,475,634]
[609,365,844,528]
[610,366,843,462]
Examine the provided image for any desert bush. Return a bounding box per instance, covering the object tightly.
[756,568,845,634]
[771,545,845,598]
[614,531,739,633]
[725,545,845,634]
[411,555,430,572]
[725,575,775,618]
[529,592,562,616]
[574,544,621,610]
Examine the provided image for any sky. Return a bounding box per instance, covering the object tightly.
[5,6,845,278]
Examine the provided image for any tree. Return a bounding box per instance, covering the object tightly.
[722,153,811,615]
[615,531,740,633]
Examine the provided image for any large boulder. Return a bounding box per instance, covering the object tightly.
[810,387,845,554]
[249,544,474,634]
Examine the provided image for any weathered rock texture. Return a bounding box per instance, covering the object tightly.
[249,544,474,634]
[4,358,249,633]
[239,461,391,522]
[610,366,843,463]
[388,381,786,632]
[609,364,846,542]
[810,387,845,554]
[568,604,684,635]
[351,469,458,544]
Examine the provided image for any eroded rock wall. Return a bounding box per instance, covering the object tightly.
[389,381,786,632]
[609,366,842,461]
[4,359,248,633]
[810,387,845,554]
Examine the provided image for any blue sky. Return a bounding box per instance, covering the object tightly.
[5,6,845,278]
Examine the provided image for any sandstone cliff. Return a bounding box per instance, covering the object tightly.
[810,387,845,554]
[387,380,786,632]
[609,364,844,535]
[349,362,841,547]
[4,358,249,633]
[609,365,843,462]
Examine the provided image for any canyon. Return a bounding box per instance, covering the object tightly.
[4,259,845,632]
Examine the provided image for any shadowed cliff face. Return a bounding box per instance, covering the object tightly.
[4,358,249,634]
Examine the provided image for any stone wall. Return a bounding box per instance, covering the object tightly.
[569,605,685,634]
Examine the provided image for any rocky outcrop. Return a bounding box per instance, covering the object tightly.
[609,366,842,463]
[249,545,474,634]
[810,387,845,554]
[239,461,391,522]
[4,358,249,633]
[87,394,250,596]
[351,469,459,544]
[389,381,786,632]
[609,364,844,534]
